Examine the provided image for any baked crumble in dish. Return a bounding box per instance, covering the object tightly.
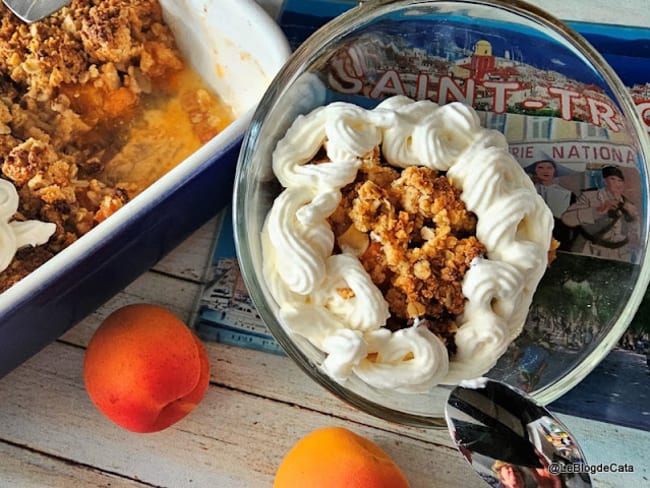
[0,0,233,291]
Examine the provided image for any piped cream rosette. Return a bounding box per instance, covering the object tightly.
[261,96,553,393]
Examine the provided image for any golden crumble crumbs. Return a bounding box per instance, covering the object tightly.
[328,148,486,353]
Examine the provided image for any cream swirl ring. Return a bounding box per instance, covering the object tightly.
[463,258,525,308]
[265,187,333,295]
[279,302,347,348]
[449,146,524,212]
[275,150,361,191]
[462,259,524,315]
[322,329,368,382]
[273,108,364,190]
[452,314,509,367]
[261,229,301,306]
[296,191,339,223]
[0,179,19,221]
[380,123,417,168]
[381,98,439,167]
[476,189,538,251]
[262,96,553,391]
[0,221,17,272]
[273,109,328,187]
[324,103,386,161]
[315,253,390,331]
[444,338,509,383]
[381,101,481,170]
[354,326,450,393]
[296,191,341,256]
[415,103,481,169]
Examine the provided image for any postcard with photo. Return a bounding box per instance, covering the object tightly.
[194,0,650,431]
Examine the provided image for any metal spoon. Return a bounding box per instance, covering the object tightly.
[445,378,592,487]
[2,0,71,23]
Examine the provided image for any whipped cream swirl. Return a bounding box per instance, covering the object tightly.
[262,96,553,392]
[1,179,56,273]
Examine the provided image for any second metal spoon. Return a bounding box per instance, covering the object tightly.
[2,0,71,23]
[445,378,592,487]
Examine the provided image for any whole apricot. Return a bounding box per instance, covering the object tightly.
[274,426,411,488]
[83,304,210,433]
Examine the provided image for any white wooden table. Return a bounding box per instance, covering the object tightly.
[1,1,649,486]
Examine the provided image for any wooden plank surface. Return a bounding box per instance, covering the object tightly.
[0,337,485,487]
[0,440,150,488]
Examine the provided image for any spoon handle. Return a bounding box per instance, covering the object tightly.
[2,0,72,23]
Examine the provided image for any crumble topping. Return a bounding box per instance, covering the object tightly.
[328,147,487,353]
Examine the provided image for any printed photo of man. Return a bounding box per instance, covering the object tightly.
[528,158,576,251]
[561,165,640,263]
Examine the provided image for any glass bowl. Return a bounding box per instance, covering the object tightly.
[233,0,650,427]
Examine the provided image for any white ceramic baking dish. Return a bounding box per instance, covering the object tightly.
[0,0,291,377]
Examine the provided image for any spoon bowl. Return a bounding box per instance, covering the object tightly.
[446,379,592,487]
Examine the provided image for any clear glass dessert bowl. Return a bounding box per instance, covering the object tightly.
[233,0,650,427]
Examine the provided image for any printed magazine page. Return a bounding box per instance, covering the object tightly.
[195,0,650,430]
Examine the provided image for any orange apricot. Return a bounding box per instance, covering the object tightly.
[83,303,210,433]
[274,426,411,488]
